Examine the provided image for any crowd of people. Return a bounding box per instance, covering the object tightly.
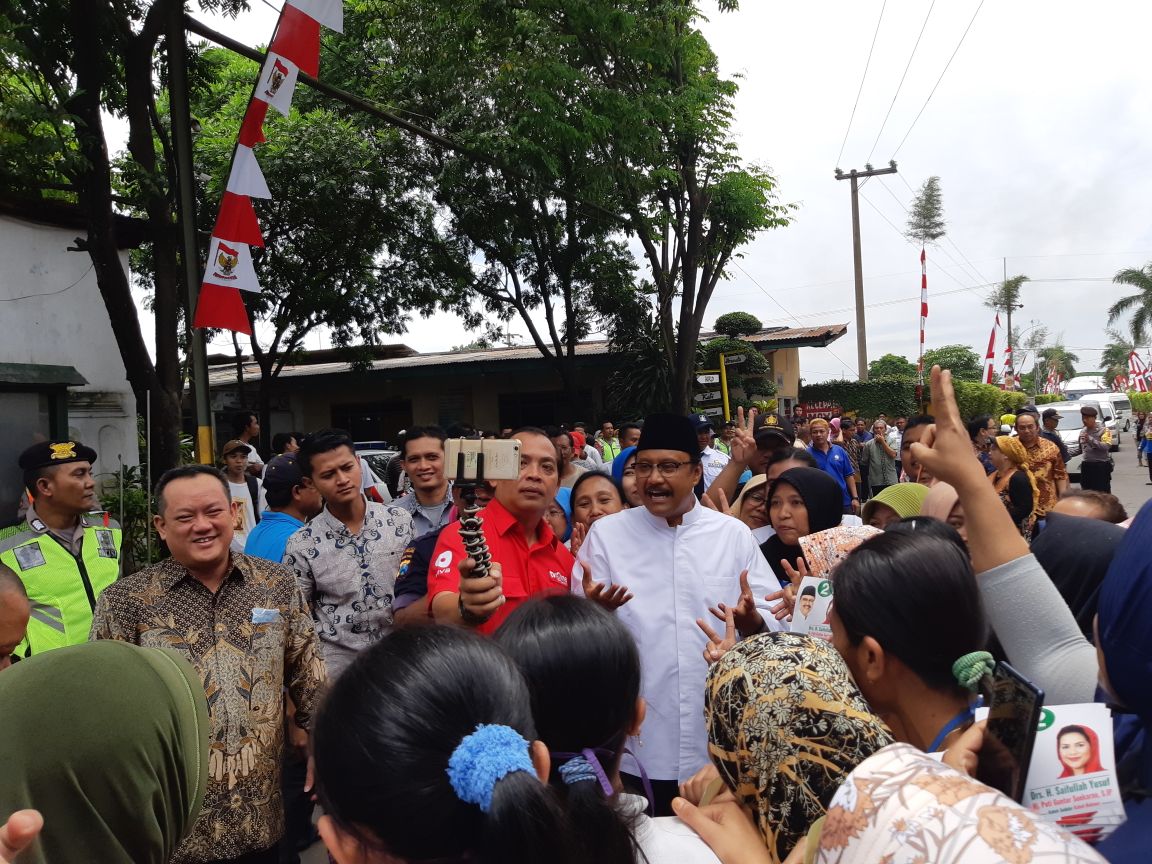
[1,366,1149,864]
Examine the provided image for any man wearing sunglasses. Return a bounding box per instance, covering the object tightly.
[574,412,781,816]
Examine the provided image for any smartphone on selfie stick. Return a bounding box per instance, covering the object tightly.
[445,438,520,579]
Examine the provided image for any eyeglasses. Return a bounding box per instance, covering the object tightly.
[634,460,693,478]
[744,493,767,506]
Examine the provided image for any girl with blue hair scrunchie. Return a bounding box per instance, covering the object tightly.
[311,627,573,864]
[496,595,720,864]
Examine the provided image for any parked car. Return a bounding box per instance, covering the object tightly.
[1077,392,1133,433]
[354,444,399,503]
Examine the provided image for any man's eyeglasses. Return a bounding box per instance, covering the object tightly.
[634,460,694,478]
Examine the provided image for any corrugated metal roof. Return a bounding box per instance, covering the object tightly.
[207,324,847,387]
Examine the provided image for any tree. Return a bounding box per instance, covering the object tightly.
[699,336,773,398]
[867,353,917,380]
[904,176,946,245]
[1036,340,1079,382]
[1100,329,1136,385]
[2,0,247,474]
[921,345,983,382]
[1108,262,1152,344]
[713,311,763,338]
[984,274,1031,316]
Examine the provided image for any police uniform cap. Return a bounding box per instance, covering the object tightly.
[18,441,97,471]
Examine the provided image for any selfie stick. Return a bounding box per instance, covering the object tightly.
[455,449,492,579]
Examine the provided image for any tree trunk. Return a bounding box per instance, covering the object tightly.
[68,0,182,474]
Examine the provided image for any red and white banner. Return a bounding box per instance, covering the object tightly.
[1129,351,1151,393]
[983,313,1000,384]
[193,0,342,333]
[916,248,927,388]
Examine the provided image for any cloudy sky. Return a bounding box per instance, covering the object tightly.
[149,0,1152,381]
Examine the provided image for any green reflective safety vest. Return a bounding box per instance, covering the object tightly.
[0,517,121,657]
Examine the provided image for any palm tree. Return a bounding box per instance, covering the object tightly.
[1100,328,1136,385]
[1108,262,1152,344]
[1037,341,1079,382]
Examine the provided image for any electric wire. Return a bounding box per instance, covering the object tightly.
[836,0,888,169]
[866,0,936,163]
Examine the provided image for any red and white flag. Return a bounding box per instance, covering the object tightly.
[269,3,321,76]
[983,313,1000,384]
[1129,351,1151,393]
[226,145,272,199]
[916,248,928,388]
[194,284,252,334]
[254,53,299,117]
[213,192,264,247]
[287,0,343,32]
[203,237,261,293]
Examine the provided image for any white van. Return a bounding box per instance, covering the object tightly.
[1078,392,1133,432]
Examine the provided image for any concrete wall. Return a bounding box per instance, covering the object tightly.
[0,214,139,487]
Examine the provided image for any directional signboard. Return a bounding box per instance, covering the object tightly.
[701,406,724,417]
[694,390,722,402]
[696,373,720,385]
[723,353,746,366]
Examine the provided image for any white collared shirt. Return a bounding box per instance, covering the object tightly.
[573,501,782,781]
[699,445,730,490]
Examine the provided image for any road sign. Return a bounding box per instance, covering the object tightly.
[696,373,720,385]
[701,406,724,417]
[723,354,746,366]
[694,390,722,402]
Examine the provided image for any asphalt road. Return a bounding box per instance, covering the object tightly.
[1108,438,1152,520]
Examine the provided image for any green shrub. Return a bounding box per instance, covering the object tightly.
[1032,394,1063,406]
[999,391,1030,413]
[800,378,916,418]
[1130,392,1152,412]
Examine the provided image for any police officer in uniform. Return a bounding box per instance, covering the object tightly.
[0,441,121,656]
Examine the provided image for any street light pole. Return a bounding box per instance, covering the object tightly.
[835,161,898,381]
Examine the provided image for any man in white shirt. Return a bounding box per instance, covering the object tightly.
[575,413,781,815]
[691,414,730,493]
[220,439,259,552]
[231,410,264,477]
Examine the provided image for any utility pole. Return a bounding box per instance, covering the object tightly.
[835,161,898,381]
[168,5,214,463]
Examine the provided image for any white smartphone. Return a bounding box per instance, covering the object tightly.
[444,438,521,481]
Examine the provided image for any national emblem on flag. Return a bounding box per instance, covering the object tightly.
[203,236,261,293]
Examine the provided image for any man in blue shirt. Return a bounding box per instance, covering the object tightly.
[245,454,323,562]
[807,417,860,514]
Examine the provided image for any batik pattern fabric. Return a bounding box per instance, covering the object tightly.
[1022,437,1068,516]
[816,743,1107,864]
[798,525,881,578]
[704,632,894,863]
[89,553,326,863]
[283,499,413,678]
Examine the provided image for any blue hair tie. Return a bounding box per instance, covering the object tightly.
[447,724,535,813]
[556,748,615,798]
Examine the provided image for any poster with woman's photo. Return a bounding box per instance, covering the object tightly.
[1022,703,1126,840]
[788,576,833,640]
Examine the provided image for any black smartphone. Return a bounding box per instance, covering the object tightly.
[977,661,1044,802]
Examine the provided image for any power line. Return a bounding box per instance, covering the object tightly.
[836,0,888,169]
[866,0,936,163]
[890,0,986,159]
[732,261,859,379]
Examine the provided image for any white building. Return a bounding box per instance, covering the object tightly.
[0,196,142,523]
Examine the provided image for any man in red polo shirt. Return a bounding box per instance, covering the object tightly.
[428,427,572,634]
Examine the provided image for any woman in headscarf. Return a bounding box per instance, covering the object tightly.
[760,467,843,585]
[704,632,893,863]
[989,434,1039,539]
[919,481,967,545]
[0,640,209,864]
[611,445,642,508]
[812,743,1106,864]
[729,474,773,543]
[859,482,930,529]
[1030,511,1125,639]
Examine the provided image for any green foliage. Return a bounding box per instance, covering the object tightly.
[800,379,916,419]
[1033,394,1063,406]
[998,391,1029,414]
[1129,392,1152,412]
[713,311,762,337]
[604,313,675,419]
[1100,329,1135,385]
[1109,262,1152,345]
[946,382,1004,419]
[99,464,158,576]
[985,275,1031,314]
[922,345,983,382]
[868,353,917,380]
[1035,342,1079,381]
[905,176,946,245]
